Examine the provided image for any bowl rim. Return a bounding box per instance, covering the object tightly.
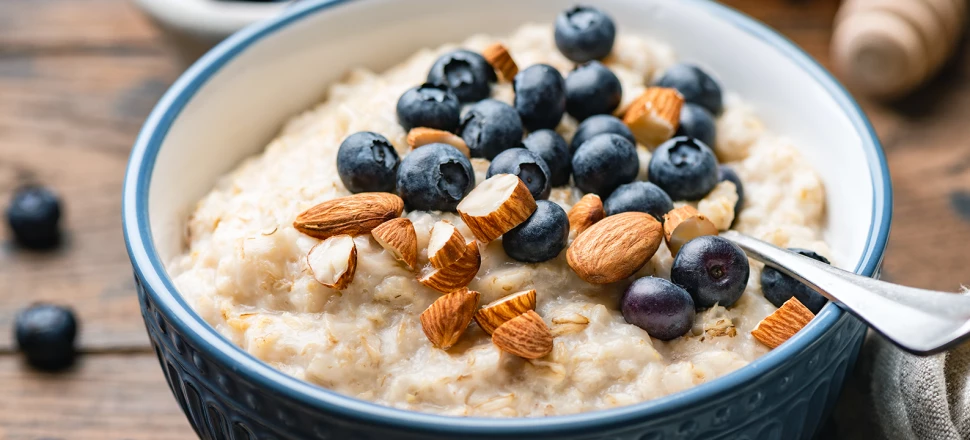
[123,0,892,434]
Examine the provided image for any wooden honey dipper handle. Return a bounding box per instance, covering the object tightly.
[832,0,966,99]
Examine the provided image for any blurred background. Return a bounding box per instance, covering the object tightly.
[0,0,968,438]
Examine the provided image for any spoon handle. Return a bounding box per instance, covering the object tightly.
[721,231,970,355]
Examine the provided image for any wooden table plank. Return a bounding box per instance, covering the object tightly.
[0,1,179,351]
[0,353,194,440]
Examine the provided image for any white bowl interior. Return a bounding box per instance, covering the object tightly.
[148,0,873,273]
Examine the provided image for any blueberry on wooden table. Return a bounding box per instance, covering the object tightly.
[522,129,571,187]
[565,60,622,121]
[655,63,724,115]
[571,133,639,197]
[487,148,552,200]
[15,303,78,371]
[676,103,717,148]
[513,64,567,131]
[717,165,745,221]
[502,200,569,263]
[396,83,461,132]
[554,5,616,63]
[336,131,399,193]
[569,114,635,155]
[427,49,496,103]
[671,235,750,308]
[458,99,523,160]
[603,181,674,221]
[6,185,62,249]
[648,136,719,201]
[396,143,474,212]
[761,249,830,313]
[621,276,695,341]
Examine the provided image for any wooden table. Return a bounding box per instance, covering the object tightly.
[0,0,967,438]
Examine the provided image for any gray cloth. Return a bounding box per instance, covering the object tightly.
[870,335,970,440]
[833,331,970,440]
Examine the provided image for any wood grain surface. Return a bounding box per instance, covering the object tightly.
[0,0,966,438]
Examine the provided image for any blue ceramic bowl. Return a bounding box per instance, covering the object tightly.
[123,0,892,438]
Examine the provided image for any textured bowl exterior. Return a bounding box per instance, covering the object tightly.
[125,0,892,438]
[139,273,867,439]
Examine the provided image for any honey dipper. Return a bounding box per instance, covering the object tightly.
[832,0,966,99]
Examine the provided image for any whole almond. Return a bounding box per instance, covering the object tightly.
[567,194,605,235]
[420,288,481,350]
[306,235,357,290]
[407,128,471,157]
[457,174,537,243]
[491,310,553,359]
[428,220,466,268]
[371,218,418,270]
[483,42,519,81]
[567,212,663,284]
[418,240,482,293]
[663,205,718,256]
[474,289,537,334]
[623,87,684,148]
[294,193,403,239]
[752,297,815,349]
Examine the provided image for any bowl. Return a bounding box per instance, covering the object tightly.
[132,0,288,62]
[122,0,892,438]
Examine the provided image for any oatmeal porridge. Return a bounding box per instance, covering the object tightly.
[167,16,829,417]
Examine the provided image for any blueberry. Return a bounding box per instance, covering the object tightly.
[513,64,567,131]
[621,277,695,341]
[458,99,524,160]
[603,181,673,221]
[487,148,552,200]
[717,165,745,223]
[396,83,461,132]
[336,132,399,193]
[427,50,496,103]
[676,103,716,148]
[571,134,638,197]
[6,186,62,249]
[761,249,830,313]
[648,137,718,201]
[570,114,635,155]
[502,200,569,263]
[565,61,622,121]
[396,143,474,212]
[15,303,78,371]
[554,5,616,63]
[655,63,723,115]
[671,236,750,308]
[522,129,571,187]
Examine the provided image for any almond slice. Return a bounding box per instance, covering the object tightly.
[428,220,467,268]
[406,127,471,158]
[567,194,605,235]
[307,235,357,290]
[418,240,481,293]
[457,174,537,243]
[491,310,553,359]
[420,288,481,350]
[566,212,663,284]
[622,87,684,149]
[751,297,815,349]
[663,205,718,257]
[473,289,537,334]
[371,218,418,270]
[483,42,518,81]
[294,193,404,239]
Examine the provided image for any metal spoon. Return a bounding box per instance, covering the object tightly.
[721,230,970,355]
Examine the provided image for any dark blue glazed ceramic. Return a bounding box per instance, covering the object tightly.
[123,1,892,439]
